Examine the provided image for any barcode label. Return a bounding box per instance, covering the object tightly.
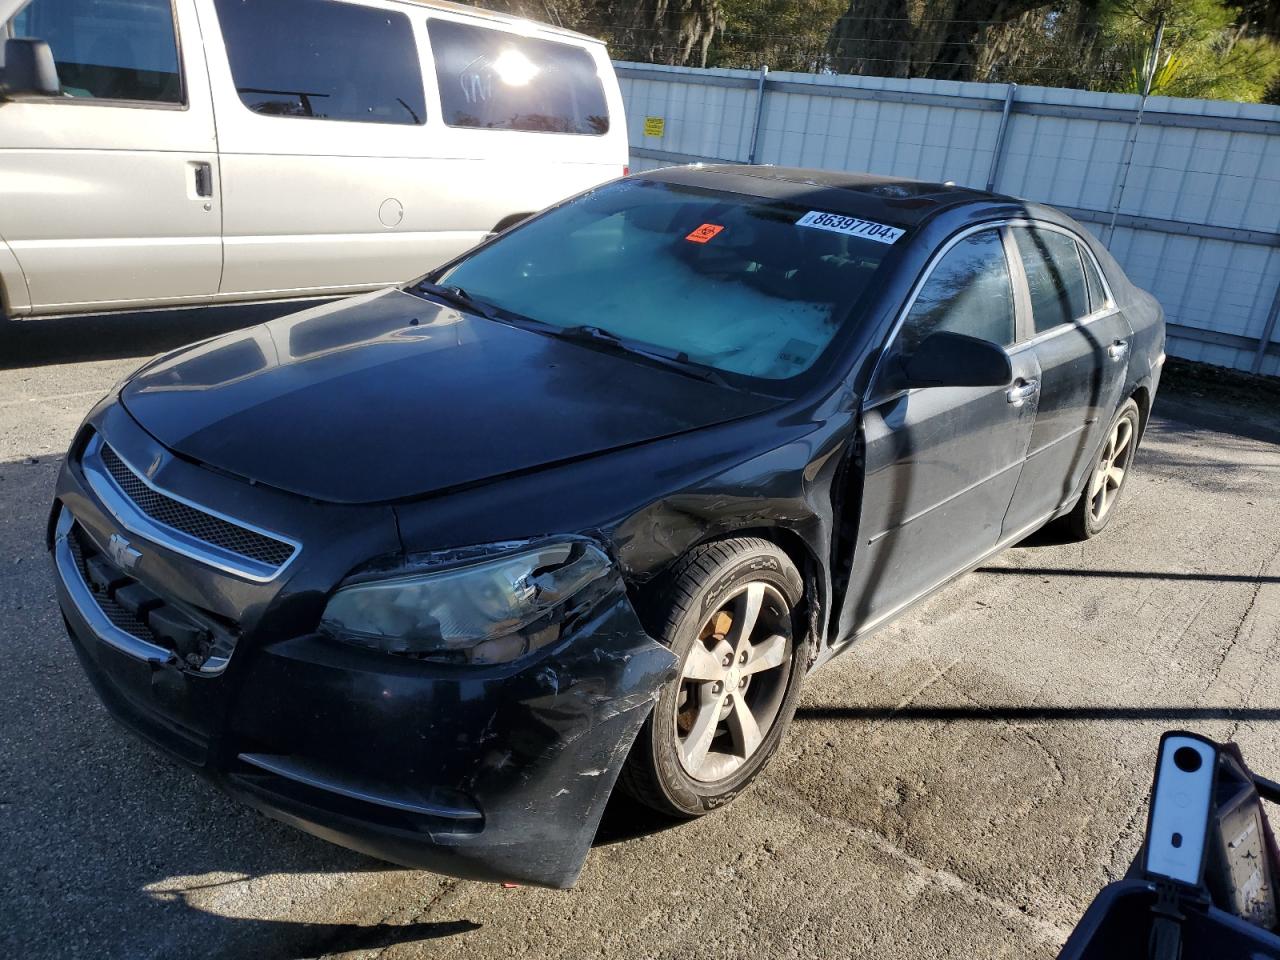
[796,210,905,244]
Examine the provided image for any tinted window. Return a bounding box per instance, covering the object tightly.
[899,229,1015,352]
[11,0,181,102]
[435,179,897,384]
[214,0,425,125]
[428,19,608,135]
[1012,226,1090,333]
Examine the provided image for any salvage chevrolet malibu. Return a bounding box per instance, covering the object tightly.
[49,166,1164,888]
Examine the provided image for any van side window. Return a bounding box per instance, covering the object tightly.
[898,229,1016,354]
[214,0,425,125]
[427,19,608,135]
[10,0,182,103]
[1011,226,1090,333]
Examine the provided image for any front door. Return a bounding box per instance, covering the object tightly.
[837,226,1040,641]
[1,0,221,314]
[1002,223,1133,535]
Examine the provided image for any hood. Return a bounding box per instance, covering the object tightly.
[120,290,778,504]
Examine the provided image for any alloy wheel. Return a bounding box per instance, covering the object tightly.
[1088,416,1134,523]
[674,582,793,783]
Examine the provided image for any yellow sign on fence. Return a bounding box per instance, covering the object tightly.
[643,116,665,137]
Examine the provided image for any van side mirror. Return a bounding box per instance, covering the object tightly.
[899,331,1013,389]
[1,38,60,99]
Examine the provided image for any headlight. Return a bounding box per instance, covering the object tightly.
[319,540,612,664]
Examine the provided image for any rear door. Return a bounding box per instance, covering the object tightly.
[837,226,1040,640]
[1,0,221,314]
[1001,223,1132,535]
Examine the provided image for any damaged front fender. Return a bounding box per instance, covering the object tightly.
[225,568,677,889]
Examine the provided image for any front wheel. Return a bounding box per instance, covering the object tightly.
[619,537,807,818]
[1060,398,1141,541]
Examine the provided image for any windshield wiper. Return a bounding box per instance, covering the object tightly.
[555,325,732,388]
[410,280,499,319]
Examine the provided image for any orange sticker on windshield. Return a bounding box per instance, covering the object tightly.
[685,223,724,243]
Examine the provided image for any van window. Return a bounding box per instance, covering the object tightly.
[10,0,182,103]
[214,0,425,125]
[427,19,608,135]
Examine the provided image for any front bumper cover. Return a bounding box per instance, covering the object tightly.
[51,409,678,889]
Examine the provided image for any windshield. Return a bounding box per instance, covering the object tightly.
[433,179,903,385]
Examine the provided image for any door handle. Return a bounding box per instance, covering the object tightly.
[1107,339,1129,361]
[193,162,213,198]
[1006,379,1039,405]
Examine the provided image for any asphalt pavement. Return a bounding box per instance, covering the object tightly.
[2,310,1278,960]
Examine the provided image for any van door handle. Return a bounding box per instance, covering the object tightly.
[193,162,213,198]
[1107,339,1129,361]
[1006,379,1039,405]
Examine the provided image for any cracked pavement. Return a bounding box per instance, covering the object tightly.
[2,312,1278,960]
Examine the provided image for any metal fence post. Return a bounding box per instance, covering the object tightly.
[1253,279,1280,374]
[985,82,1017,193]
[747,64,769,164]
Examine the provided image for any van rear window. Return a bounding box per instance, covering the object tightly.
[427,19,608,136]
[214,0,426,125]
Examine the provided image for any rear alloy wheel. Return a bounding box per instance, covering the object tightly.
[620,538,807,817]
[1061,398,1141,540]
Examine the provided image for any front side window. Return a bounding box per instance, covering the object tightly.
[11,0,181,102]
[214,0,425,125]
[428,19,608,135]
[1012,226,1090,334]
[432,179,899,386]
[898,229,1016,354]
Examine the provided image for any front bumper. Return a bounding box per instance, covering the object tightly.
[51,403,677,888]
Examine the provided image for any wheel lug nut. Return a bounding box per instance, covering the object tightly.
[739,677,747,688]
[711,681,722,694]
[722,654,732,667]
[739,651,748,664]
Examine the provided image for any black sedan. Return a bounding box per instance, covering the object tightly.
[49,165,1165,888]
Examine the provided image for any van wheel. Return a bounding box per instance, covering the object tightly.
[1059,398,1141,541]
[620,538,806,817]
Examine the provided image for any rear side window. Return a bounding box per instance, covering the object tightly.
[899,229,1016,352]
[1012,226,1090,333]
[214,0,425,125]
[1080,243,1109,312]
[427,19,608,135]
[11,0,181,102]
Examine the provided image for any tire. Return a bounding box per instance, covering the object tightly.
[619,537,808,818]
[1059,397,1141,541]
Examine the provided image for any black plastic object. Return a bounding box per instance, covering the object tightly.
[1060,736,1280,959]
[1059,880,1280,960]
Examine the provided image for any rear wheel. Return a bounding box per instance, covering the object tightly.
[1060,398,1141,541]
[620,537,807,817]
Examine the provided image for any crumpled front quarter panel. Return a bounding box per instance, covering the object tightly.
[230,568,677,889]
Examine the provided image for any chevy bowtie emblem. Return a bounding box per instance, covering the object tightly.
[107,534,142,572]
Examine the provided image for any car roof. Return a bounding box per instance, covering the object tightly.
[384,0,604,45]
[635,164,1009,230]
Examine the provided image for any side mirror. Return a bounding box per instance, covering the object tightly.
[900,331,1013,389]
[1,38,60,99]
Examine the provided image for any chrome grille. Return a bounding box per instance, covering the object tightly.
[98,443,295,568]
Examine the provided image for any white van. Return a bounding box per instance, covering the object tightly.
[0,0,627,318]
